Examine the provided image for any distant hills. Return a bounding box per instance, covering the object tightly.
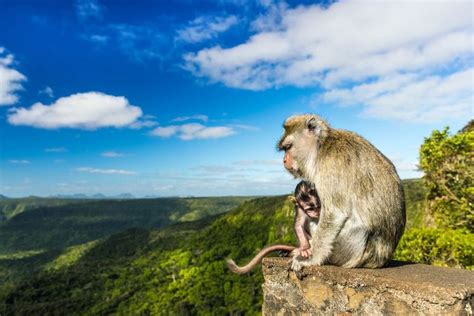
[49,193,137,199]
[1,193,202,200]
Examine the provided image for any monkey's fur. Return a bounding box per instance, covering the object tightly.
[278,114,405,271]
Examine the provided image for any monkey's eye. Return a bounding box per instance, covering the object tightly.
[284,144,292,151]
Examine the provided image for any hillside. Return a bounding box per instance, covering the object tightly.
[1,179,448,315]
[0,196,294,315]
[0,196,250,254]
[0,196,251,288]
[0,197,86,222]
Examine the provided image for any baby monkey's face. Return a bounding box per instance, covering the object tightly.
[297,188,321,219]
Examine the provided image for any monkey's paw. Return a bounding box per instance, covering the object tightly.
[290,258,303,271]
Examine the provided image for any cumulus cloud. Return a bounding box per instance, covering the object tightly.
[320,68,474,123]
[101,151,124,158]
[184,1,473,122]
[176,15,238,43]
[7,91,143,129]
[0,48,27,106]
[76,167,136,175]
[150,123,236,140]
[150,125,179,138]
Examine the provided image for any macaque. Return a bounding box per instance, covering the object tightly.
[226,181,320,274]
[278,114,406,271]
[289,180,320,258]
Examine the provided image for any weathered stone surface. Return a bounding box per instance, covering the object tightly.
[262,257,474,315]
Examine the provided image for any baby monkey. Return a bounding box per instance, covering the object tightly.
[289,180,321,258]
[226,181,320,274]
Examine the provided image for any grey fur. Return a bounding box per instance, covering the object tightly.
[278,114,406,270]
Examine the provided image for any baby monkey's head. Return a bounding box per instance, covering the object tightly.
[291,181,321,219]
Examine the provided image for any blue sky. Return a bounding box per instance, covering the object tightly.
[0,0,472,197]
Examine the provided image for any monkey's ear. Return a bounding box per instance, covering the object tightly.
[306,116,329,140]
[306,117,322,135]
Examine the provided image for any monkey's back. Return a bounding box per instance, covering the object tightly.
[313,129,406,268]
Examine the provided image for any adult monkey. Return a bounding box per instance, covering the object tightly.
[278,114,405,271]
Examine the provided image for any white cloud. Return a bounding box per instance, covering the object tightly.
[76,167,136,175]
[39,86,54,98]
[233,159,280,166]
[251,1,287,32]
[176,15,238,43]
[150,123,236,140]
[128,118,159,129]
[184,1,473,122]
[192,165,237,173]
[388,153,423,179]
[9,160,30,164]
[8,91,143,129]
[75,0,103,21]
[0,48,27,106]
[101,151,124,158]
[171,114,209,122]
[45,147,68,152]
[320,68,474,122]
[150,125,179,138]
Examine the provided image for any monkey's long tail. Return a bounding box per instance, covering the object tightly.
[226,244,296,274]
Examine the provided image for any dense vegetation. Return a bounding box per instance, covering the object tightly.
[0,197,295,314]
[0,197,250,287]
[0,122,471,314]
[394,121,473,269]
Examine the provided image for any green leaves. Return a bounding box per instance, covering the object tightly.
[394,121,473,270]
[419,124,473,231]
[394,228,473,269]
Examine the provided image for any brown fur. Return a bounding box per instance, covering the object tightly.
[278,114,405,270]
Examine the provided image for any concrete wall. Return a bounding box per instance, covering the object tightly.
[262,257,473,315]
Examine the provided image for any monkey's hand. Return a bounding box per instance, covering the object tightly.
[298,246,312,258]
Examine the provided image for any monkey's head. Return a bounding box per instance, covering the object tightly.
[294,180,321,218]
[277,114,329,179]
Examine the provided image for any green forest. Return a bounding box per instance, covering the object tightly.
[0,122,472,315]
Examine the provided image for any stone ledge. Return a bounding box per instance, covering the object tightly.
[262,257,474,315]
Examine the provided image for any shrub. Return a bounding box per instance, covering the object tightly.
[419,124,473,231]
[394,228,473,269]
